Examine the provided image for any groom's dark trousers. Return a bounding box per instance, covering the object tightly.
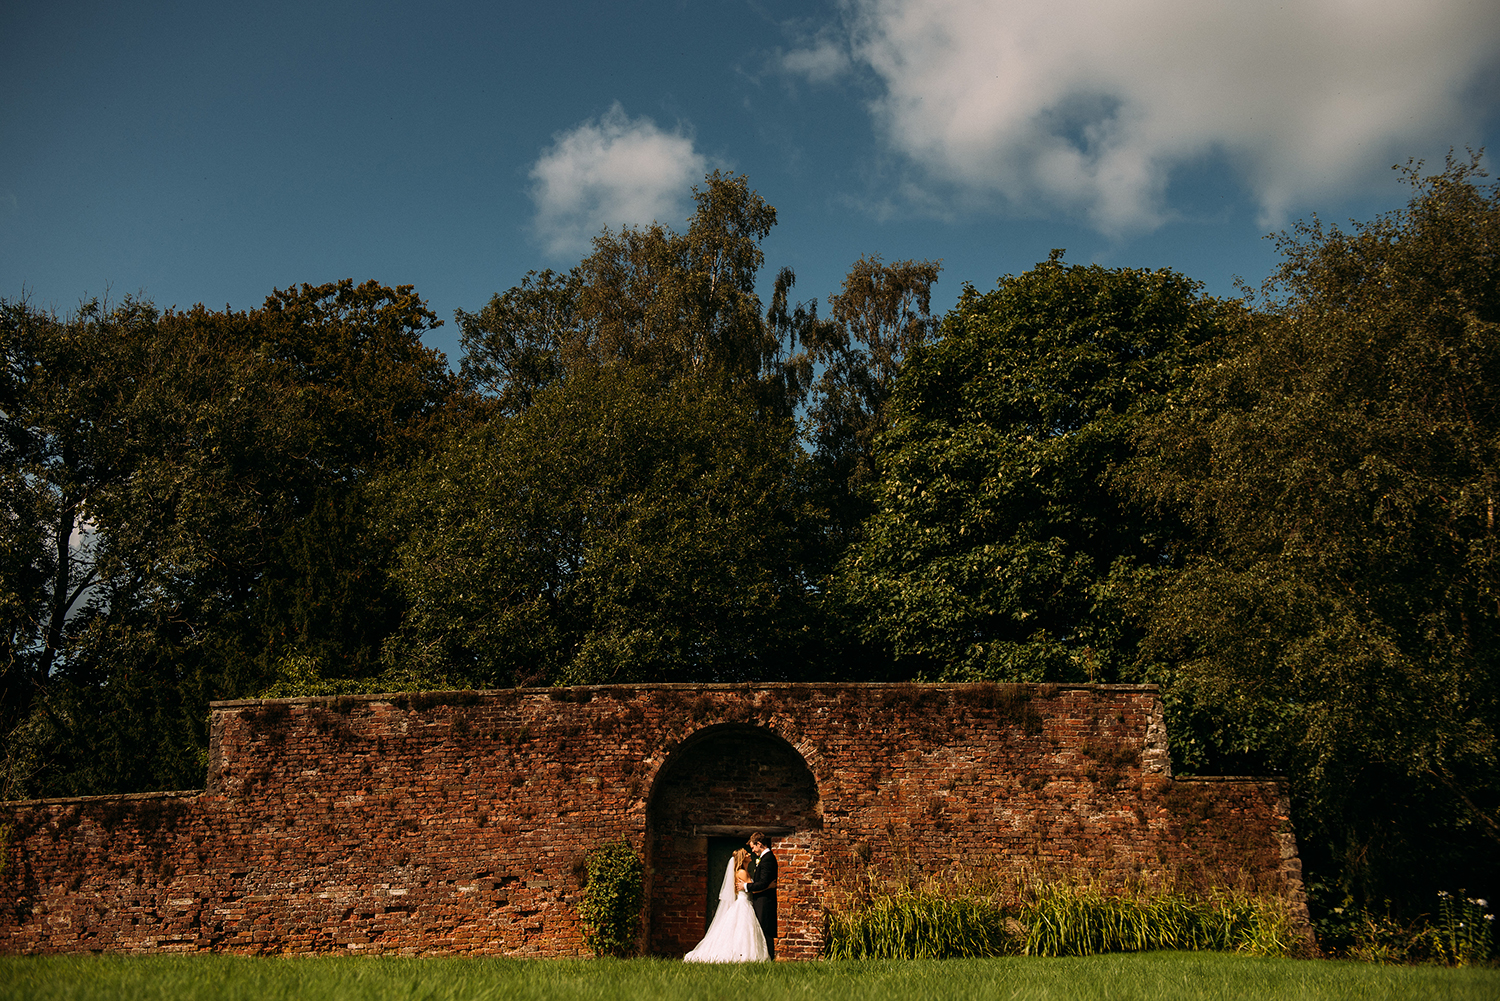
[747,850,778,959]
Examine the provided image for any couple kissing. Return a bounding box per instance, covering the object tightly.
[683,832,778,963]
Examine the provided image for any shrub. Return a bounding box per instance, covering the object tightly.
[1435,891,1494,967]
[1333,891,1494,965]
[577,839,643,957]
[1347,910,1441,965]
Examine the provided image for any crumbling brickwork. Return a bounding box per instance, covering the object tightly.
[0,683,1307,958]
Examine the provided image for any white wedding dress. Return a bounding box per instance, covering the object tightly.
[683,859,770,963]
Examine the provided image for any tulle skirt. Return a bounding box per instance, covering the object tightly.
[684,892,769,963]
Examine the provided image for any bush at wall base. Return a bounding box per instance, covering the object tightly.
[578,839,644,957]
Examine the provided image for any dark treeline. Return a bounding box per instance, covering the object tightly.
[3,159,1497,946]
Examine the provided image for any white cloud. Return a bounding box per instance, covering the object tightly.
[779,34,851,83]
[529,103,707,257]
[786,0,1500,232]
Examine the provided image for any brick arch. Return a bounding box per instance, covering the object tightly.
[644,723,822,958]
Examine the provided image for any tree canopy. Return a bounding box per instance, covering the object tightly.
[798,255,942,565]
[1124,152,1500,912]
[380,368,811,688]
[457,171,807,417]
[830,256,1226,681]
[0,282,456,797]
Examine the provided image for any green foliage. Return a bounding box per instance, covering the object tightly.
[253,652,375,700]
[832,257,1225,681]
[456,267,575,413]
[578,839,644,958]
[0,282,457,797]
[822,893,1012,959]
[1434,891,1495,967]
[1344,909,1443,965]
[796,256,943,563]
[1019,884,1294,958]
[1125,152,1500,910]
[455,179,942,604]
[1327,891,1495,965]
[458,171,802,417]
[1,296,145,795]
[382,367,811,687]
[821,882,1294,961]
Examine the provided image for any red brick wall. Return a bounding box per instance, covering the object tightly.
[0,684,1309,957]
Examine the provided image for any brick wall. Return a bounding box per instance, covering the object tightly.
[0,683,1308,957]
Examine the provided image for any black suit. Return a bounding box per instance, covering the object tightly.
[747,848,778,959]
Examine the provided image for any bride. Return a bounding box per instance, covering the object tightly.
[684,849,769,962]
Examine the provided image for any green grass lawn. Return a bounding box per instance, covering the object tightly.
[2,953,1497,1001]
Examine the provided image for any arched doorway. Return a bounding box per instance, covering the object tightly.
[645,724,820,957]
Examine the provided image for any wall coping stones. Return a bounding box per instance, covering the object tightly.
[205,681,1161,711]
[1,788,202,809]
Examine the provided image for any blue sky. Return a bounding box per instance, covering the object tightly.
[4,0,1498,364]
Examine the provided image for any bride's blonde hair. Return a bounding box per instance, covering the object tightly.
[732,848,750,871]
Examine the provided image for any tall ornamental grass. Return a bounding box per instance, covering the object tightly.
[822,893,1012,960]
[822,881,1295,960]
[1020,883,1293,957]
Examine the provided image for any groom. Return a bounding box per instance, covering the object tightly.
[745,832,778,960]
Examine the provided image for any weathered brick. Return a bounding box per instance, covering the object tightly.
[0,683,1308,959]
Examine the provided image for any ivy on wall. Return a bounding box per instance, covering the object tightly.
[578,839,644,957]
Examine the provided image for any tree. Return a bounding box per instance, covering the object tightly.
[0,296,153,797]
[0,281,458,797]
[380,368,812,688]
[235,280,459,685]
[1125,152,1500,914]
[832,256,1225,682]
[798,255,942,563]
[456,176,947,601]
[458,171,803,416]
[456,268,575,413]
